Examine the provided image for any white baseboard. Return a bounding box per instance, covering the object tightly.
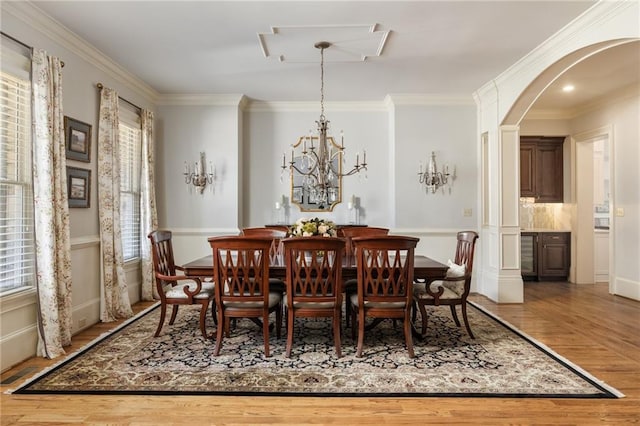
[613,276,640,301]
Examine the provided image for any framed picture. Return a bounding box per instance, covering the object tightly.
[292,186,303,204]
[66,166,91,208]
[64,116,92,162]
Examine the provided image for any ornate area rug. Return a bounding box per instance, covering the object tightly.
[12,302,622,398]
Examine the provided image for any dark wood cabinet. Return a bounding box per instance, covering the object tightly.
[521,231,570,281]
[538,232,570,279]
[520,136,564,202]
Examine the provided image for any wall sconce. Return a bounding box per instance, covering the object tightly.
[418,151,451,194]
[184,152,215,194]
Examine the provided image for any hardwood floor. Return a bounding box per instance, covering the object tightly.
[1,282,639,425]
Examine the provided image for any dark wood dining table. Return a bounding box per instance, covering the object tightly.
[182,254,448,339]
[182,254,449,283]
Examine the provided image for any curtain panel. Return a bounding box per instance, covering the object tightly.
[97,87,133,321]
[31,49,73,358]
[140,109,158,301]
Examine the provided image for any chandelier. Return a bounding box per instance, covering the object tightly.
[281,41,367,208]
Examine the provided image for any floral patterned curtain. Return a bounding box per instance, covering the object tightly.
[140,109,158,301]
[31,49,73,358]
[98,87,133,321]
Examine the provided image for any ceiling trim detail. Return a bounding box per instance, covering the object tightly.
[258,24,389,63]
[387,94,476,106]
[156,94,246,106]
[245,100,389,112]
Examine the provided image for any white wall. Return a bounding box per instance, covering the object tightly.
[392,101,478,229]
[243,104,391,227]
[0,2,154,371]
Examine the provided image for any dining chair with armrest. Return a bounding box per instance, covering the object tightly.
[338,226,390,326]
[208,236,283,357]
[281,236,346,358]
[350,235,419,358]
[148,230,215,339]
[413,231,479,338]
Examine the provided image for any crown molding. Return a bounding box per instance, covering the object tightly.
[245,100,389,112]
[386,93,475,106]
[156,94,246,107]
[4,1,158,103]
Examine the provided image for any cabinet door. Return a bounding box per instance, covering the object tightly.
[520,143,536,197]
[538,233,569,278]
[536,141,563,202]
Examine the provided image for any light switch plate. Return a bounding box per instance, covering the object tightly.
[463,208,473,217]
[616,207,625,217]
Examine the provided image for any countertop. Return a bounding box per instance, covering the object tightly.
[520,229,571,232]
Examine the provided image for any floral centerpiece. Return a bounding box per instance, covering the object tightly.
[290,217,337,237]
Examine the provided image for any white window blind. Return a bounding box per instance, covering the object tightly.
[119,107,142,262]
[0,69,35,294]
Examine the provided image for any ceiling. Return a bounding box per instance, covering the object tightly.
[28,1,638,109]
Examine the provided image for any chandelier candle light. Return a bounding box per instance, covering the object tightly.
[184,152,215,194]
[418,151,450,194]
[281,41,368,207]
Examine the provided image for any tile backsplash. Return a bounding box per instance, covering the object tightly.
[519,198,571,230]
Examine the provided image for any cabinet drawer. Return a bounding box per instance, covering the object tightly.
[541,233,569,244]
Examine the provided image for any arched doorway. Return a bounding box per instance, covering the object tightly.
[474,0,639,303]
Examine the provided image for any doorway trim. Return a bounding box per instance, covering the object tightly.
[571,125,614,292]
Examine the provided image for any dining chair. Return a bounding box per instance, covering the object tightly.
[207,235,283,357]
[413,231,479,338]
[241,227,287,265]
[148,230,215,339]
[337,226,390,326]
[281,236,346,358]
[349,235,419,358]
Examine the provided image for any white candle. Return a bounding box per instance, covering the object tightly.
[282,152,286,167]
[195,161,199,174]
[419,161,423,174]
[340,130,344,148]
[184,161,188,174]
[363,149,366,164]
[275,202,281,210]
[347,202,353,210]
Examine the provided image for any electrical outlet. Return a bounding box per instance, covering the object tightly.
[463,208,473,217]
[616,207,625,217]
[78,318,87,328]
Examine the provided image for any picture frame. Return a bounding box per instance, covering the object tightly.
[64,116,92,162]
[292,186,304,204]
[66,166,91,208]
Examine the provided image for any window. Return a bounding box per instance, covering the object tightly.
[0,62,35,294]
[119,108,142,262]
